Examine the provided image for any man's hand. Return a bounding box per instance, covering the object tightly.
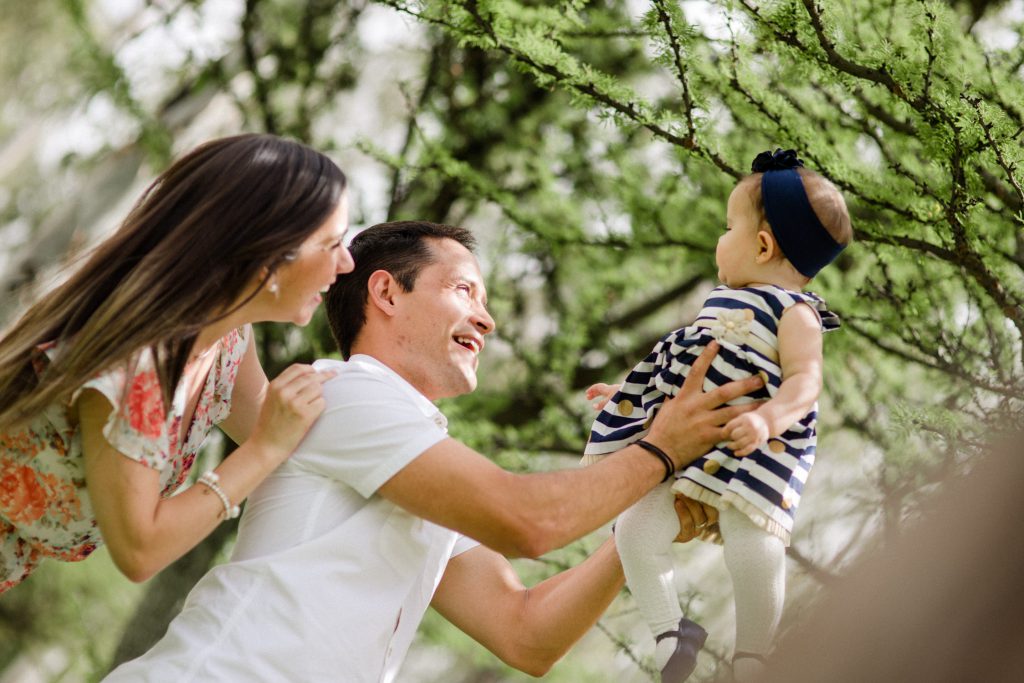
[673,494,718,542]
[646,342,765,469]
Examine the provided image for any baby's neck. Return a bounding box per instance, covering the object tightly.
[734,263,809,291]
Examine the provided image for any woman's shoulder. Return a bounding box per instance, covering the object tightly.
[213,325,251,368]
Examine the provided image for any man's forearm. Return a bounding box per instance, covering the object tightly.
[496,444,667,557]
[431,538,626,677]
[510,536,624,670]
[379,349,763,559]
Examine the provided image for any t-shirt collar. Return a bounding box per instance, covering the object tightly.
[345,354,448,430]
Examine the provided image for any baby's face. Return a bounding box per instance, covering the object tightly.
[716,185,763,287]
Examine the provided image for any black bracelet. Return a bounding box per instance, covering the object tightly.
[635,439,674,483]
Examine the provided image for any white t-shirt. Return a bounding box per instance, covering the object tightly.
[105,355,479,683]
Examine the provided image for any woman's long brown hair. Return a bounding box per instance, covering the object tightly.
[0,134,346,430]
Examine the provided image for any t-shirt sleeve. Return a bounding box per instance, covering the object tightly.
[291,372,449,498]
[451,534,480,559]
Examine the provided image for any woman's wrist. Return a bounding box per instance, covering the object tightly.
[246,431,293,467]
[197,470,241,520]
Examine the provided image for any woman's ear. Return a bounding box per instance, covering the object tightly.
[366,270,400,317]
[755,230,778,263]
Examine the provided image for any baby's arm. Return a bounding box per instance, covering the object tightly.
[585,382,622,411]
[725,303,823,456]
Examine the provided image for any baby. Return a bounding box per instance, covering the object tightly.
[584,149,852,682]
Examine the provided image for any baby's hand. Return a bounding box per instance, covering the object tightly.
[585,383,621,411]
[724,412,770,456]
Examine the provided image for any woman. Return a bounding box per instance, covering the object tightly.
[0,133,353,593]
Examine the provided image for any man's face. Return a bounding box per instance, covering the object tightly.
[391,238,495,401]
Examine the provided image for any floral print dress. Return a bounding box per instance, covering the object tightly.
[0,326,249,594]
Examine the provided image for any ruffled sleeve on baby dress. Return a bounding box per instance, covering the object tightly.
[791,290,841,333]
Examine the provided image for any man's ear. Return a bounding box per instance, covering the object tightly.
[755,230,778,263]
[366,270,402,317]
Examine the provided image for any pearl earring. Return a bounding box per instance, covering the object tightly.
[268,281,279,295]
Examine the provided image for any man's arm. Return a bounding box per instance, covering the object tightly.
[378,343,763,558]
[431,495,715,675]
[431,540,623,677]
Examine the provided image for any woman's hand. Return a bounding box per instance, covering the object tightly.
[585,383,621,411]
[249,364,336,463]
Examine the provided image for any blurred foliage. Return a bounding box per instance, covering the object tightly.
[1,0,1022,681]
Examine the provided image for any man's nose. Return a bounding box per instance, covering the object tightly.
[473,305,495,335]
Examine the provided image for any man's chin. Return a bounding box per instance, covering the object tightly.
[457,374,478,396]
[433,375,477,400]
[457,369,480,395]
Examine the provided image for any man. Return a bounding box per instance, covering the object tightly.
[106,221,762,682]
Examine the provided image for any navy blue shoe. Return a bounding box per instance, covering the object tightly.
[657,618,708,683]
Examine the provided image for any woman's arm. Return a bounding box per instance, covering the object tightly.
[217,337,268,445]
[78,363,332,582]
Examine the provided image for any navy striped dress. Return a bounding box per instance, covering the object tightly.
[583,285,839,545]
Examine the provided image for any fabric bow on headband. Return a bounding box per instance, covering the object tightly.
[751,148,803,173]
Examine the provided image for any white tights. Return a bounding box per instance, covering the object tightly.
[615,485,786,672]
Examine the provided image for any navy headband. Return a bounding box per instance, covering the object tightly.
[753,149,844,278]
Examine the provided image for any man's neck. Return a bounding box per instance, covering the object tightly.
[348,348,438,402]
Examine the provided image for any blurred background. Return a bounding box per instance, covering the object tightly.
[1,0,1021,680]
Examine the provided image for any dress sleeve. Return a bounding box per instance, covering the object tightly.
[798,291,841,333]
[72,350,172,471]
[206,325,251,426]
[584,332,675,459]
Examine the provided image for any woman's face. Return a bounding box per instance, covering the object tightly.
[268,194,354,326]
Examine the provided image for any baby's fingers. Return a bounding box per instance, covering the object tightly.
[586,382,619,400]
[712,401,764,427]
[729,442,756,457]
[586,382,620,411]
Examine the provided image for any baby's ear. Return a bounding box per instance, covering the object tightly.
[755,230,778,263]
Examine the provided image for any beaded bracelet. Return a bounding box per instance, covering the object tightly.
[197,470,241,520]
[635,439,675,483]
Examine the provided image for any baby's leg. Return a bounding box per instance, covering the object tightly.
[615,481,684,668]
[719,506,786,681]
